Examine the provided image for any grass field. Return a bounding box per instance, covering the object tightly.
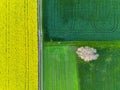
[44,46,79,90]
[44,41,120,90]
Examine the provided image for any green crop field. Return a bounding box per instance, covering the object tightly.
[44,46,79,90]
[43,0,120,41]
[43,41,120,90]
[42,0,120,89]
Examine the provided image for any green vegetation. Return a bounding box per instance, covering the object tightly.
[44,46,79,90]
[43,0,120,41]
[44,41,120,48]
[43,0,120,89]
[44,41,120,90]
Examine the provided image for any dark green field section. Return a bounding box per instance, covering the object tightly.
[43,0,120,41]
[44,42,120,90]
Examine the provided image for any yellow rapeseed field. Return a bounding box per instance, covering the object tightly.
[0,0,38,90]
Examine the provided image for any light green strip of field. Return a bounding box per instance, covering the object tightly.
[44,41,120,48]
